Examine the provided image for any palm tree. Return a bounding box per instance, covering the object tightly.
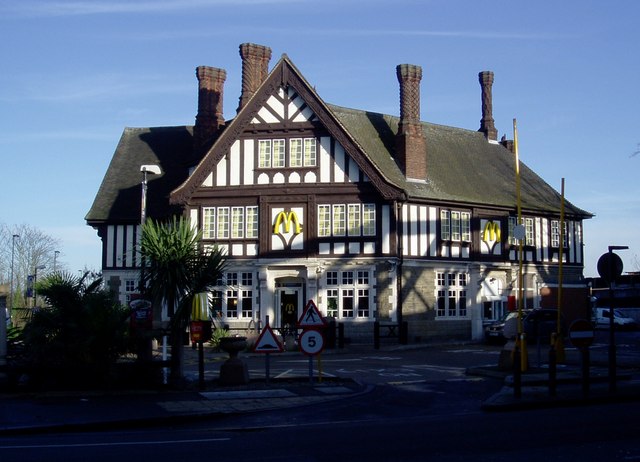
[21,271,129,387]
[141,216,225,387]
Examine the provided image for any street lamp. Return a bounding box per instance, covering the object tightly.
[53,250,60,273]
[9,234,19,322]
[33,265,46,309]
[139,164,161,294]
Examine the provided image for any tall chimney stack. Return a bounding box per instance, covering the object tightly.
[237,43,272,112]
[193,66,227,152]
[478,71,497,141]
[396,64,427,180]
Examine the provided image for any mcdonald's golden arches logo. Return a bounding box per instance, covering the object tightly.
[482,220,501,243]
[273,211,302,235]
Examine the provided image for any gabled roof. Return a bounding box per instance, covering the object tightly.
[85,126,191,223]
[169,55,404,204]
[87,54,591,226]
[330,105,591,217]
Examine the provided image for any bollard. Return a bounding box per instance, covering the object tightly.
[513,341,522,399]
[374,321,380,349]
[548,334,557,397]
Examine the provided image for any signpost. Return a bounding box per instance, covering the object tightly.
[253,318,284,383]
[297,300,327,383]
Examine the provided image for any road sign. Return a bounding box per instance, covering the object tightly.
[297,299,326,328]
[597,252,624,283]
[253,324,284,353]
[568,319,595,348]
[299,329,324,356]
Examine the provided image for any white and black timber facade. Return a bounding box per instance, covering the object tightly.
[86,43,592,343]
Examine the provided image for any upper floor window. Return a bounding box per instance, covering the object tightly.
[508,216,535,246]
[318,203,377,237]
[259,138,317,169]
[203,206,259,240]
[551,220,568,248]
[440,210,471,242]
[524,217,534,246]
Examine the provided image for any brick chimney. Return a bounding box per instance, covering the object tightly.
[396,64,427,180]
[478,71,498,141]
[193,66,227,152]
[237,43,272,113]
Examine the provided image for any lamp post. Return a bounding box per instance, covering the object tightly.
[53,250,60,273]
[139,164,161,294]
[33,265,46,309]
[607,245,627,393]
[9,234,19,322]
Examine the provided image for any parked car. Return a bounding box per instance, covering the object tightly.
[592,308,638,330]
[485,309,566,344]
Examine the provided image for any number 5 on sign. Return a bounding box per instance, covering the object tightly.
[299,329,324,356]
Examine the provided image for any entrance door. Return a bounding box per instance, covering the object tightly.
[280,290,299,333]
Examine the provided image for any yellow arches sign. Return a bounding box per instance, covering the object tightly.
[273,211,302,235]
[272,208,304,251]
[482,220,501,243]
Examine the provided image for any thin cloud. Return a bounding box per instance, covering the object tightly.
[2,0,303,17]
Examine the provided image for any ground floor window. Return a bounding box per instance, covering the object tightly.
[325,269,373,319]
[210,271,256,321]
[436,272,468,318]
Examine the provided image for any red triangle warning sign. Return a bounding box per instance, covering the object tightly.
[297,300,327,328]
[253,324,284,353]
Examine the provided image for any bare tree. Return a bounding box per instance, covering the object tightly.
[0,223,61,310]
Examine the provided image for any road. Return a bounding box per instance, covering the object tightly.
[1,331,638,461]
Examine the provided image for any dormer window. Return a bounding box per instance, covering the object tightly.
[258,138,317,168]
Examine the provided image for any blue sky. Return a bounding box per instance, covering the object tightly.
[1,0,639,277]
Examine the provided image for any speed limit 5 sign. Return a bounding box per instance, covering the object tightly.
[299,329,324,356]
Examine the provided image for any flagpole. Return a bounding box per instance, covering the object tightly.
[513,118,527,372]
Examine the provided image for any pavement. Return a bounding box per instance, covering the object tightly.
[1,341,639,434]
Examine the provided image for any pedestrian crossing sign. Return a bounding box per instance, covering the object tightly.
[297,299,326,328]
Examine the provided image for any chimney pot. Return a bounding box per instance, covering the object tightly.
[396,64,427,180]
[237,43,272,112]
[478,71,498,141]
[194,66,227,152]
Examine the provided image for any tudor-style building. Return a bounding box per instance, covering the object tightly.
[86,43,592,343]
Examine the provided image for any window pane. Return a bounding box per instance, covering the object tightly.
[440,210,450,240]
[451,211,461,241]
[231,207,244,239]
[273,139,285,167]
[259,140,271,168]
[363,204,376,236]
[332,204,346,236]
[241,290,253,318]
[461,212,471,242]
[217,207,229,239]
[318,205,331,237]
[357,289,369,317]
[246,206,258,238]
[227,290,238,318]
[348,204,361,236]
[304,138,317,166]
[203,208,215,239]
[508,216,517,245]
[525,218,534,246]
[290,138,302,167]
[342,271,354,285]
[241,272,253,286]
[326,271,338,286]
[342,289,354,317]
[551,220,559,247]
[357,270,369,285]
[327,289,338,317]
